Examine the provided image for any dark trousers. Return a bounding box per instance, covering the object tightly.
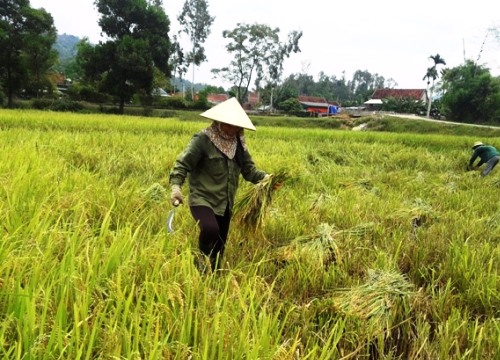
[482,155,500,176]
[190,206,231,270]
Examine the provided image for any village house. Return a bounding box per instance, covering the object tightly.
[206,92,260,110]
[297,96,340,116]
[365,88,428,110]
[206,93,229,105]
[244,91,260,110]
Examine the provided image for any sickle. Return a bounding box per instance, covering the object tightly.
[166,200,180,233]
[166,207,176,233]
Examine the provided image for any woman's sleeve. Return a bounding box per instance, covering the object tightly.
[240,149,266,184]
[169,134,204,186]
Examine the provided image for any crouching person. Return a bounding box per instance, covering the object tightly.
[468,141,500,176]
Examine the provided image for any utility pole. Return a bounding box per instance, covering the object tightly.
[463,38,466,63]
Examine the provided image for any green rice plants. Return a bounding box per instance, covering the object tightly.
[142,182,167,204]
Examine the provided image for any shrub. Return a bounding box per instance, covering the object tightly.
[189,97,210,110]
[50,100,84,112]
[279,98,303,112]
[154,96,187,109]
[31,99,84,112]
[68,85,111,104]
[31,99,53,110]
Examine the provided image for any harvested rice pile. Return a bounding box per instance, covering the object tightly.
[275,222,375,267]
[275,223,339,267]
[333,269,414,320]
[330,270,418,357]
[233,171,288,229]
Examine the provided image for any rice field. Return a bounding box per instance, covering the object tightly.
[1,109,500,359]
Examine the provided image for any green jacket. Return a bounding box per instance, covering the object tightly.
[169,132,266,216]
[469,145,500,167]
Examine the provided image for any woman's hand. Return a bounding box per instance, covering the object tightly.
[170,185,183,206]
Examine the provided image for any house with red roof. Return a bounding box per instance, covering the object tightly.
[297,96,340,115]
[370,89,428,104]
[206,93,229,105]
[244,91,260,110]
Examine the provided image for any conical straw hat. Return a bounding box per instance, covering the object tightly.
[472,141,484,149]
[200,97,256,131]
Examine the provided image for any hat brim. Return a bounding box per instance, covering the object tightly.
[200,97,256,131]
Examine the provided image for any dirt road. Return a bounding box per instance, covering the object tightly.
[391,113,500,129]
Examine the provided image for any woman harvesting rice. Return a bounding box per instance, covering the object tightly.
[169,98,269,271]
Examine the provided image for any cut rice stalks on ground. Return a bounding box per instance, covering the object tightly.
[275,223,339,268]
[274,222,376,268]
[234,171,289,229]
[330,269,418,358]
[276,222,375,267]
[390,197,435,240]
[332,269,415,321]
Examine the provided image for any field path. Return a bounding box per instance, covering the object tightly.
[392,113,500,129]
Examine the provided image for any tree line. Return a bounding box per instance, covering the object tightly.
[1,0,500,123]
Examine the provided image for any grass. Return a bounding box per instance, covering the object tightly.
[1,109,500,358]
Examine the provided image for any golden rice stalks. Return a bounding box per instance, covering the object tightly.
[275,222,376,267]
[234,171,288,229]
[332,269,414,320]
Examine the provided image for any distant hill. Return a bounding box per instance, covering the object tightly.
[171,78,207,93]
[54,34,80,62]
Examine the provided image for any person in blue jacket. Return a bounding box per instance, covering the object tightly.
[468,141,500,176]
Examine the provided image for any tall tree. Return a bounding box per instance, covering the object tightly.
[257,30,302,111]
[22,7,58,98]
[0,0,57,107]
[212,23,301,104]
[348,70,385,104]
[78,0,171,113]
[440,60,500,123]
[424,53,446,118]
[169,35,185,94]
[177,0,214,99]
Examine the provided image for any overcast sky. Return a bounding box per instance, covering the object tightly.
[30,0,500,90]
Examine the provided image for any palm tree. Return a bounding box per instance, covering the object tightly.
[430,54,446,67]
[424,54,446,118]
[423,66,437,109]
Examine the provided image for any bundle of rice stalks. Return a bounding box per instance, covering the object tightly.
[309,192,333,211]
[332,269,414,320]
[275,223,339,267]
[392,197,434,228]
[275,222,376,267]
[332,270,417,358]
[143,182,167,203]
[234,170,289,229]
[336,222,376,238]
